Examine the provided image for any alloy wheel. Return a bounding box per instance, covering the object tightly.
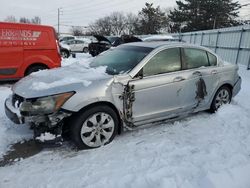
[80,112,115,147]
[215,88,230,110]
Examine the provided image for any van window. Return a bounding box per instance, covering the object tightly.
[76,40,84,44]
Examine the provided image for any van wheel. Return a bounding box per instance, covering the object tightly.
[70,105,119,150]
[61,50,70,58]
[210,86,232,112]
[25,65,47,76]
[83,47,88,53]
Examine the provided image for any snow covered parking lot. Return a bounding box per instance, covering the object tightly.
[0,55,250,188]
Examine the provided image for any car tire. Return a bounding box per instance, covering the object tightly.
[70,105,119,150]
[89,52,95,57]
[61,50,70,58]
[25,65,47,76]
[83,47,88,53]
[210,86,232,113]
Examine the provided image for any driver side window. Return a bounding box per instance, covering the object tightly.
[143,48,181,77]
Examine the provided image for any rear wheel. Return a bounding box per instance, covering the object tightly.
[210,86,232,112]
[70,105,119,150]
[25,65,47,76]
[61,50,70,58]
[83,47,88,53]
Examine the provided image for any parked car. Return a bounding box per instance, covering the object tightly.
[5,42,241,150]
[88,35,142,56]
[0,22,61,81]
[59,43,71,58]
[62,39,89,53]
[88,35,112,57]
[59,35,75,42]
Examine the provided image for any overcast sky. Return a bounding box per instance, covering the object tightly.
[0,0,249,33]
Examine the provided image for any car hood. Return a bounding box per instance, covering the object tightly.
[13,63,113,99]
[93,35,111,43]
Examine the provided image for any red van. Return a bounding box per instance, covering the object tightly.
[0,22,61,81]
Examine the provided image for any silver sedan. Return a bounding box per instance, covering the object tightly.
[5,42,241,149]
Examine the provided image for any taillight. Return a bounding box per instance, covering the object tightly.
[56,40,60,54]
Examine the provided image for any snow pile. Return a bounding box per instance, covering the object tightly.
[0,56,250,187]
[35,132,56,142]
[27,64,108,90]
[61,53,93,67]
[23,55,108,90]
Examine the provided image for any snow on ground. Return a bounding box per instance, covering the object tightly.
[0,86,32,157]
[0,55,250,188]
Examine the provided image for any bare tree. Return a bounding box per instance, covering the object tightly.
[31,16,41,24]
[4,16,41,24]
[88,16,112,35]
[4,15,17,23]
[88,12,130,36]
[71,26,84,36]
[19,17,31,23]
[87,5,170,36]
[4,16,42,24]
[109,12,127,35]
[125,13,139,34]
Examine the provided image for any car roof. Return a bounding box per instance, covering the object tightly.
[67,39,84,42]
[123,41,210,51]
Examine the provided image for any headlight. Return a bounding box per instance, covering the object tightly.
[20,92,74,115]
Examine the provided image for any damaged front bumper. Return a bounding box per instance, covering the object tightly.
[5,94,72,137]
[5,96,24,124]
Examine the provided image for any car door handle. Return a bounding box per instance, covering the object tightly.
[173,76,185,82]
[211,70,218,74]
[192,71,202,76]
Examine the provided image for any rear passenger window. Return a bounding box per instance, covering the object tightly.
[207,52,217,66]
[183,48,209,69]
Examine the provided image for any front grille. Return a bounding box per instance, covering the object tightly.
[12,94,24,108]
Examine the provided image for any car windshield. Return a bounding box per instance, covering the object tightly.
[90,45,153,75]
[107,37,120,43]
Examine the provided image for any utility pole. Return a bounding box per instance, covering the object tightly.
[57,8,62,36]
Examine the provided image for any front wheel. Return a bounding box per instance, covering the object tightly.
[70,105,119,150]
[210,86,232,112]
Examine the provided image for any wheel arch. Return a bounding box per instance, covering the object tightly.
[65,101,123,135]
[220,83,233,92]
[213,83,233,99]
[209,82,233,110]
[24,63,49,76]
